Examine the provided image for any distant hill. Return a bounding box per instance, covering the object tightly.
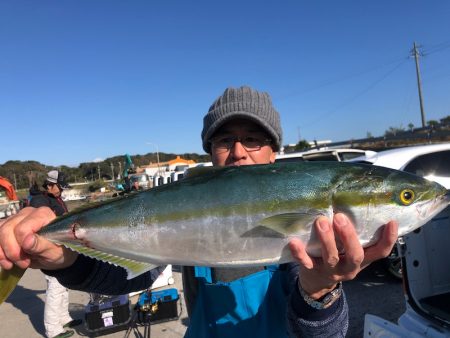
[3,117,449,190]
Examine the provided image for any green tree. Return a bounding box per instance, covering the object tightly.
[384,126,405,137]
[427,120,439,128]
[295,140,310,152]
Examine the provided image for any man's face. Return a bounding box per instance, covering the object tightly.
[210,119,276,167]
[46,182,61,197]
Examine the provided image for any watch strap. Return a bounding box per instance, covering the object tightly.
[298,280,343,310]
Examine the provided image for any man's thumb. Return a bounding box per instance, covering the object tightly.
[21,234,40,254]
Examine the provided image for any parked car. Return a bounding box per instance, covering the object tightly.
[348,143,450,189]
[276,148,376,163]
[348,143,450,337]
[348,143,450,278]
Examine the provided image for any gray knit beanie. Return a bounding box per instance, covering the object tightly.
[201,86,282,153]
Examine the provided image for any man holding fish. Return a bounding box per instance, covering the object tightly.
[0,86,408,337]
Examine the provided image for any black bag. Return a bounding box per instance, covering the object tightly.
[85,294,131,336]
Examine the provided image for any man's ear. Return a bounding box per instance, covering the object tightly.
[269,150,276,163]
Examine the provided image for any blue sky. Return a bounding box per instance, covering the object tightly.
[1,1,449,167]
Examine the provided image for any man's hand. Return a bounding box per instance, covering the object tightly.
[0,207,78,271]
[289,213,398,299]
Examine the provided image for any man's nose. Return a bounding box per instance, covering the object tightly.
[230,140,247,158]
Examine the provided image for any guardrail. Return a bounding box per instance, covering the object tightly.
[319,128,450,151]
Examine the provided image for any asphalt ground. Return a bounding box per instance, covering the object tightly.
[0,266,188,338]
[0,260,404,338]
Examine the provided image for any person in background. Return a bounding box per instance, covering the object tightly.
[0,87,398,337]
[27,182,41,204]
[30,170,82,338]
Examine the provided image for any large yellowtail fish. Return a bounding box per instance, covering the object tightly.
[1,162,449,303]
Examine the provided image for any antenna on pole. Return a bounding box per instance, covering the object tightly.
[411,42,426,127]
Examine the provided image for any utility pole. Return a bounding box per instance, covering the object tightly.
[146,142,160,175]
[98,164,101,180]
[110,162,115,182]
[156,148,160,175]
[411,42,426,127]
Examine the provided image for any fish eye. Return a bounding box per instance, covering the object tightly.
[399,189,415,205]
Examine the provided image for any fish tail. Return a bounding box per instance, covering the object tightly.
[0,265,26,304]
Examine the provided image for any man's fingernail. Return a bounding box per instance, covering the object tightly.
[335,214,348,227]
[318,219,329,232]
[31,235,38,250]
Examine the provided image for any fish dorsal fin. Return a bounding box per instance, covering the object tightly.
[0,265,26,304]
[58,241,157,280]
[258,213,320,237]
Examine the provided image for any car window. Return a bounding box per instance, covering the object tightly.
[351,160,374,165]
[303,154,339,161]
[403,150,450,177]
[339,152,367,161]
[275,157,305,163]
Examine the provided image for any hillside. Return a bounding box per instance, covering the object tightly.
[2,117,449,190]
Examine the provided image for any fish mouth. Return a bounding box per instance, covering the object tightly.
[416,191,450,220]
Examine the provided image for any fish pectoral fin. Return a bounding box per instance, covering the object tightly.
[60,241,157,280]
[0,265,26,304]
[258,213,320,237]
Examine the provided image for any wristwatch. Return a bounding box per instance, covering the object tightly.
[298,280,343,310]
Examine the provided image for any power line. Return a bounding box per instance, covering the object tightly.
[279,39,450,103]
[288,40,450,142]
[300,58,408,127]
[277,55,409,101]
[423,40,450,56]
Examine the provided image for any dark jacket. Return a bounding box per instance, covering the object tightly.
[30,192,68,217]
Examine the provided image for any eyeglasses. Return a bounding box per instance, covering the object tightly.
[210,135,272,153]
